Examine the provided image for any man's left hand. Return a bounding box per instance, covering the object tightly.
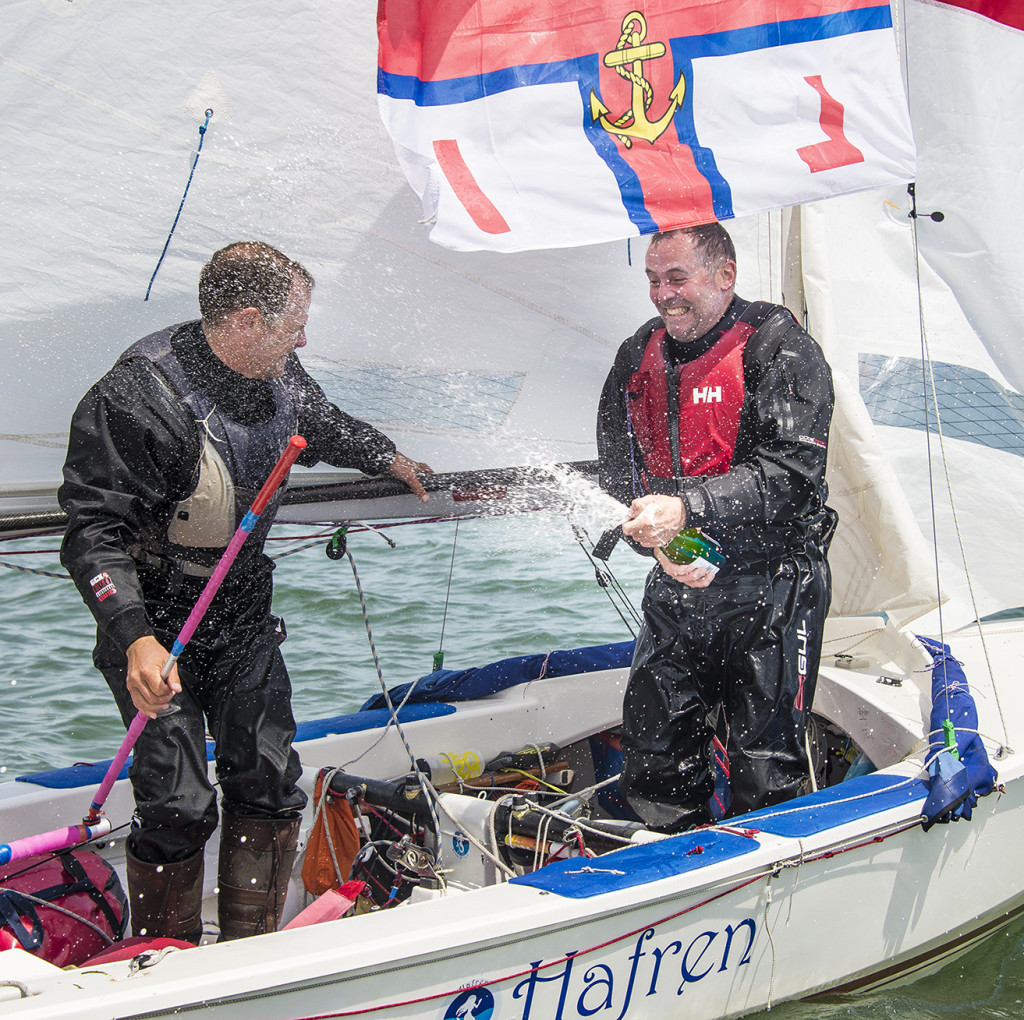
[388,451,433,503]
[653,546,716,588]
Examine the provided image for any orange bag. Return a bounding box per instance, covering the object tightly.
[301,770,361,898]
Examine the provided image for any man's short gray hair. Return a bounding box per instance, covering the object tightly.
[648,223,736,270]
[198,241,314,326]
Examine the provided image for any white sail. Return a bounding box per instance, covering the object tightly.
[1,0,1020,628]
[797,0,1024,624]
[3,4,1024,1015]
[0,0,651,522]
[907,0,1024,394]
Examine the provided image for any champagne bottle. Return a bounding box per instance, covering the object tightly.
[659,528,725,576]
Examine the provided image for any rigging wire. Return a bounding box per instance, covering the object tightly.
[896,0,1008,754]
[907,184,1012,754]
[569,521,642,635]
[434,518,460,671]
[328,531,446,874]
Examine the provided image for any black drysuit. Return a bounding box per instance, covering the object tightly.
[597,297,837,831]
[59,322,397,863]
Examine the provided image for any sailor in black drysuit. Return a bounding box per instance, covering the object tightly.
[597,225,836,833]
[59,242,430,941]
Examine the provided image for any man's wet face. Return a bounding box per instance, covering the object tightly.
[646,234,735,343]
[249,280,310,379]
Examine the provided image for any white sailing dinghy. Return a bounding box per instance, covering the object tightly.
[2,1,1023,1017]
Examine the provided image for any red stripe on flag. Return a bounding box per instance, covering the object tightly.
[379,0,888,79]
[924,0,1024,31]
[433,140,511,235]
[797,75,865,172]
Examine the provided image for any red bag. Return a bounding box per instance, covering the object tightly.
[0,849,127,967]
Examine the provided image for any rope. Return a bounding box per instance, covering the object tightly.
[763,881,777,1010]
[569,521,642,635]
[305,766,348,895]
[294,872,767,1019]
[0,560,69,579]
[430,788,514,881]
[144,109,213,301]
[2,888,116,945]
[340,542,445,873]
[0,824,134,947]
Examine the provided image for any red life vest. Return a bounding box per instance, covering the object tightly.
[626,321,758,482]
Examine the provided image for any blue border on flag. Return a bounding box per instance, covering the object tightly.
[377,5,895,232]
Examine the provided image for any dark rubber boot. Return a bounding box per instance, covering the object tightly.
[217,810,300,941]
[125,845,204,943]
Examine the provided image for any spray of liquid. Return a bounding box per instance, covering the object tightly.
[531,463,632,537]
[531,463,689,555]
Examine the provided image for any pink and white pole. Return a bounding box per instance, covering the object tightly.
[0,435,307,867]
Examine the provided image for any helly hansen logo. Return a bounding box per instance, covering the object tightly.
[693,385,722,404]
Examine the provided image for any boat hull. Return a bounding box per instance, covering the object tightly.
[3,771,1022,1019]
[3,620,1021,1018]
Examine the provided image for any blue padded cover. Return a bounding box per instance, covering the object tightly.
[511,829,758,898]
[736,773,927,837]
[361,640,635,711]
[16,703,455,789]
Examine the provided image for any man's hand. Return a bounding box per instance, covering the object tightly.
[623,495,715,589]
[652,546,716,588]
[388,451,433,503]
[621,494,686,548]
[125,635,181,718]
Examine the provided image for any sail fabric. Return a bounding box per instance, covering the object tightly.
[906,0,1024,394]
[0,0,657,524]
[790,0,1024,623]
[927,0,1024,32]
[1,0,1019,625]
[377,0,916,252]
[797,186,1024,625]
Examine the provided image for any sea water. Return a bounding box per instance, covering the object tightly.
[0,510,645,778]
[2,514,1023,1017]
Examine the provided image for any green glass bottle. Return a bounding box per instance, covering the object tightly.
[659,528,726,575]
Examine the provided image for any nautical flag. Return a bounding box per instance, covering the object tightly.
[377,0,916,252]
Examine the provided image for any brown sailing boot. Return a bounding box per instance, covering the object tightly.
[125,845,205,944]
[217,809,300,941]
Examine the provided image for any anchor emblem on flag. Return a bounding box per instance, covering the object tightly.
[589,11,686,148]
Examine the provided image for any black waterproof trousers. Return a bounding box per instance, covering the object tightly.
[96,572,306,865]
[620,550,831,833]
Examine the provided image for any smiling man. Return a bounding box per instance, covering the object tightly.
[59,241,431,943]
[596,224,837,833]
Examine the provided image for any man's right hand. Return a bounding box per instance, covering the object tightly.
[125,635,181,718]
[622,494,686,548]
